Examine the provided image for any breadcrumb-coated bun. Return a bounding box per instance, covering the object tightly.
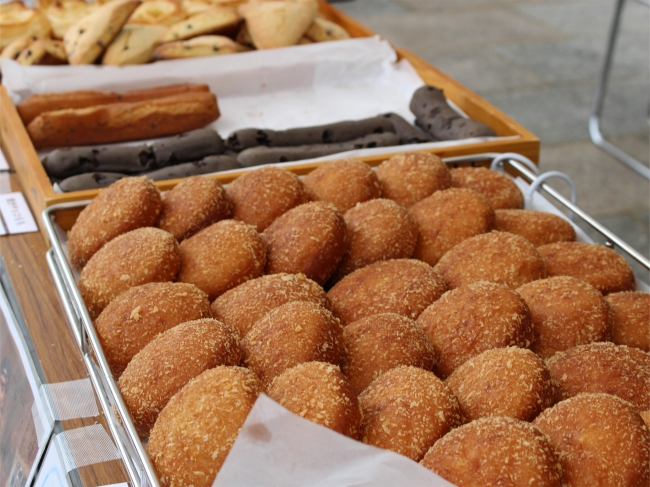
[641,410,650,428]
[177,219,266,300]
[79,227,180,320]
[263,201,346,286]
[450,167,524,210]
[495,209,576,247]
[546,342,650,411]
[148,366,263,487]
[333,198,417,281]
[417,281,534,378]
[267,361,362,439]
[118,318,240,437]
[375,152,451,208]
[68,176,161,270]
[226,166,308,232]
[533,393,650,487]
[446,347,555,422]
[210,273,330,338]
[327,259,447,326]
[435,231,546,290]
[422,416,562,487]
[359,365,461,461]
[241,301,343,387]
[606,291,650,351]
[538,242,636,295]
[302,159,381,213]
[409,187,495,266]
[95,282,211,377]
[341,313,436,395]
[157,176,232,241]
[517,276,612,359]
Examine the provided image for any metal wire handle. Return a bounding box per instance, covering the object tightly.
[526,171,578,221]
[490,152,540,175]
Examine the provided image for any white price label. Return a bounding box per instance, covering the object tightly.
[0,192,38,234]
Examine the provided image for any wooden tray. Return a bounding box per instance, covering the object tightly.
[0,12,538,237]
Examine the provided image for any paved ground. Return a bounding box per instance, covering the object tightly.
[335,0,650,282]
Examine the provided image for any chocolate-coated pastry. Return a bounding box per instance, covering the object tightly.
[237,133,402,167]
[152,128,225,166]
[410,85,496,140]
[226,115,396,151]
[43,144,155,179]
[383,112,436,144]
[145,156,240,181]
[58,172,126,192]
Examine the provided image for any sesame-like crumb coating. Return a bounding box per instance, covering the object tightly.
[409,188,495,266]
[358,365,461,461]
[118,318,240,437]
[417,281,534,378]
[157,176,232,241]
[446,347,555,422]
[268,361,362,439]
[327,259,447,326]
[450,167,524,210]
[422,416,562,487]
[241,301,343,387]
[376,152,451,208]
[546,342,650,410]
[263,201,346,285]
[148,366,263,487]
[341,313,437,395]
[226,167,308,232]
[495,209,576,247]
[533,393,650,487]
[177,219,266,300]
[302,159,381,213]
[95,282,212,377]
[79,227,180,320]
[517,276,612,359]
[333,199,418,281]
[538,242,636,295]
[434,231,546,290]
[606,291,650,352]
[210,273,330,338]
[641,410,650,428]
[68,177,162,270]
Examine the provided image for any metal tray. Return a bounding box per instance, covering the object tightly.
[42,152,650,487]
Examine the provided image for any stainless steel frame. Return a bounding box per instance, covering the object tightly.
[41,152,649,487]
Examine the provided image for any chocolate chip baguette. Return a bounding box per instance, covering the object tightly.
[27,91,220,149]
[17,83,210,125]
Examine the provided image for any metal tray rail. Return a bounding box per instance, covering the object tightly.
[41,152,650,487]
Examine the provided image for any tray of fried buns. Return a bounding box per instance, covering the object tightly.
[1,37,539,237]
[43,151,650,487]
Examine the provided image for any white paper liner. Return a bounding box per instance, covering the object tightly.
[41,378,99,421]
[214,394,455,487]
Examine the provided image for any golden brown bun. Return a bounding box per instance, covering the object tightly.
[417,281,534,378]
[517,276,611,358]
[359,366,461,461]
[68,176,162,270]
[94,281,211,378]
[538,241,636,295]
[241,301,343,387]
[268,361,361,439]
[341,313,436,395]
[422,416,562,487]
[118,318,239,436]
[27,91,220,149]
[148,366,263,487]
[210,272,329,338]
[446,347,555,422]
[533,393,650,487]
[157,176,232,241]
[606,291,650,351]
[177,219,266,300]
[78,227,181,319]
[494,209,576,247]
[546,342,650,411]
[450,167,524,210]
[327,258,447,326]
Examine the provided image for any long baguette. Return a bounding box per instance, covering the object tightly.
[17,82,210,125]
[27,91,220,149]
